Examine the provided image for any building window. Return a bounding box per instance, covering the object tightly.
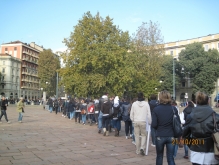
[14,47,17,50]
[182,82,186,87]
[2,68,5,73]
[3,61,5,65]
[170,51,173,55]
[5,48,8,51]
[205,45,208,51]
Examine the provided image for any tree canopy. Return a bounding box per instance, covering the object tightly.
[178,42,219,94]
[60,12,132,97]
[38,49,60,96]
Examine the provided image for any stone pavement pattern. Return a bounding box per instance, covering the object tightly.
[0,105,193,165]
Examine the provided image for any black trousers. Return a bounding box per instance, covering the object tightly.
[125,120,132,136]
[0,110,9,122]
[75,112,81,123]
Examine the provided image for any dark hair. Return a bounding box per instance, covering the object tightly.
[159,90,172,104]
[195,91,209,105]
[187,101,194,107]
[137,92,144,101]
[150,94,157,100]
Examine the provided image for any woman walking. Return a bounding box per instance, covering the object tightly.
[80,99,87,125]
[121,97,132,139]
[152,90,180,165]
[17,97,25,123]
[101,95,112,136]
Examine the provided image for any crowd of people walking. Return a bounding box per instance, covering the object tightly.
[2,89,217,165]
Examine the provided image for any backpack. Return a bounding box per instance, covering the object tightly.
[88,104,94,113]
[113,105,121,119]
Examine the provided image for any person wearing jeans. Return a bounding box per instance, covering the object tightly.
[152,90,180,165]
[101,95,111,136]
[17,97,25,123]
[98,111,103,133]
[80,99,87,125]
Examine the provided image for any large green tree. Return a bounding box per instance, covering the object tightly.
[60,12,131,97]
[130,21,165,98]
[38,49,60,96]
[179,42,219,94]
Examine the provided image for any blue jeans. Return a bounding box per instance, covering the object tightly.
[49,106,53,113]
[112,119,121,131]
[156,137,175,165]
[151,127,156,145]
[70,111,75,119]
[184,144,188,156]
[173,144,178,158]
[98,111,103,130]
[82,114,86,123]
[18,112,23,121]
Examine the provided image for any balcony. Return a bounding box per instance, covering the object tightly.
[21,78,29,82]
[22,71,28,74]
[22,64,27,67]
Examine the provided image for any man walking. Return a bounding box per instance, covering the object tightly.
[0,96,10,123]
[130,92,151,155]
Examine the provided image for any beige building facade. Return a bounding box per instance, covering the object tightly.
[0,54,21,100]
[164,33,219,106]
[0,41,44,100]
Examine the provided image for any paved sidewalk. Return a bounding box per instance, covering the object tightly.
[0,105,192,165]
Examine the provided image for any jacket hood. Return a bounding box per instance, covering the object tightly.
[114,96,119,107]
[136,101,147,107]
[149,100,158,106]
[192,105,214,122]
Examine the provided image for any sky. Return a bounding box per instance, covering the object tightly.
[0,0,219,53]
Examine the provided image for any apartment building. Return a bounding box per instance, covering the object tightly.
[164,33,219,106]
[0,54,21,100]
[0,41,43,100]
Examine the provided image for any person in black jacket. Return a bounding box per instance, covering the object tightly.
[149,94,158,147]
[101,95,112,136]
[0,96,10,123]
[183,92,219,165]
[182,101,195,159]
[152,90,180,165]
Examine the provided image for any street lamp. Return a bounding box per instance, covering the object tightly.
[173,58,177,100]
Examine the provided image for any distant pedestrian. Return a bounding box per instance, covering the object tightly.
[0,96,10,123]
[17,97,25,123]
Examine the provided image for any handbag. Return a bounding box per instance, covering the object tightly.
[172,106,182,138]
[22,108,25,113]
[212,112,219,160]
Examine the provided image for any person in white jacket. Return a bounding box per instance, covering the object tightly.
[130,92,151,155]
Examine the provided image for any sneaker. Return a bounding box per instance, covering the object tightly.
[7,121,11,124]
[140,149,145,156]
[132,141,136,145]
[98,130,101,134]
[151,144,156,147]
[84,123,86,125]
[96,123,98,125]
[136,152,139,155]
[19,121,22,123]
[126,136,129,139]
[183,156,188,159]
[130,134,133,138]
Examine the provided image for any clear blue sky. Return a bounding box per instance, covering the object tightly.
[1,0,219,52]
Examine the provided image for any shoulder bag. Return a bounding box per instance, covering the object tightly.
[212,112,219,160]
[172,106,182,138]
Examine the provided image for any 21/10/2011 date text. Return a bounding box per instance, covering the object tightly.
[172,139,204,145]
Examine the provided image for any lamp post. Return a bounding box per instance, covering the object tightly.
[173,58,176,100]
[56,72,58,99]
